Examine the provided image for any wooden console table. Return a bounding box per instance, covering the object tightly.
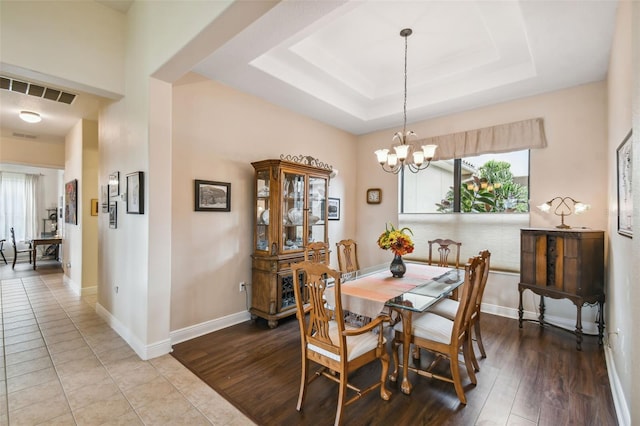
[32,237,62,270]
[518,228,604,350]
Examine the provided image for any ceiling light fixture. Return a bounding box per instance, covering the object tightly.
[375,28,437,175]
[19,111,42,123]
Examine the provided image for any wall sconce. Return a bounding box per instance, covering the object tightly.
[537,196,591,229]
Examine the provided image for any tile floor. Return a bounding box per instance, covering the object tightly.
[0,269,254,425]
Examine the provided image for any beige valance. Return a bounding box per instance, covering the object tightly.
[419,118,547,161]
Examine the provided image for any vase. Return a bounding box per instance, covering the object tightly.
[390,254,406,278]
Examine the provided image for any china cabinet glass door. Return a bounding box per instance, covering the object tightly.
[308,176,327,244]
[282,171,305,251]
[255,169,270,252]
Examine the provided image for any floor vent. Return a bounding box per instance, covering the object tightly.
[1,75,76,105]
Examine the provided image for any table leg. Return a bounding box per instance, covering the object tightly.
[538,296,545,325]
[33,243,37,270]
[400,310,413,395]
[597,300,605,345]
[518,287,524,328]
[575,303,583,351]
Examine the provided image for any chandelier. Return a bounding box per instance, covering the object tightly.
[375,28,437,175]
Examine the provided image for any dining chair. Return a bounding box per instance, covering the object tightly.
[303,241,329,264]
[428,238,462,269]
[0,239,7,264]
[335,239,359,273]
[10,227,33,269]
[391,255,485,405]
[427,250,491,371]
[292,261,391,426]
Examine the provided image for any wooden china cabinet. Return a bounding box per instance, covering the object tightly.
[518,228,605,350]
[251,156,331,328]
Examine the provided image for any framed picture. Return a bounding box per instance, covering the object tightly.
[109,172,120,202]
[101,185,109,213]
[109,203,117,229]
[64,179,78,225]
[90,199,98,216]
[126,172,144,214]
[328,197,340,220]
[194,180,231,212]
[617,130,632,238]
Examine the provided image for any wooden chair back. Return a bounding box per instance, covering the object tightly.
[428,238,462,269]
[335,239,359,273]
[455,256,485,342]
[292,261,391,425]
[10,227,33,269]
[303,242,329,264]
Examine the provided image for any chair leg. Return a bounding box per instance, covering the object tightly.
[468,325,480,372]
[462,338,477,385]
[12,251,17,269]
[296,357,308,411]
[335,367,348,426]
[474,317,487,358]
[0,250,6,264]
[449,347,467,405]
[379,351,392,400]
[389,335,401,382]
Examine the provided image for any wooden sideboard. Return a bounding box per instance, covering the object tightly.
[518,228,604,350]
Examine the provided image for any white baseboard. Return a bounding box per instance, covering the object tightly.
[95,302,172,360]
[81,285,97,296]
[481,303,600,335]
[63,275,81,296]
[170,311,252,345]
[604,343,630,426]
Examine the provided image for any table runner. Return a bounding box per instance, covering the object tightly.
[326,263,451,319]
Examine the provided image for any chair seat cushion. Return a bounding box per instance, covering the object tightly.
[393,312,453,345]
[427,298,459,321]
[309,320,385,362]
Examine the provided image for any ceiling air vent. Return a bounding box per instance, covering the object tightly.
[0,75,77,105]
[12,132,38,139]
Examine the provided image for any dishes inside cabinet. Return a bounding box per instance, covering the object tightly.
[257,186,269,197]
[261,209,269,225]
[288,208,303,225]
[308,214,320,225]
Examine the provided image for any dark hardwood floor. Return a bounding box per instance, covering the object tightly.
[172,313,617,426]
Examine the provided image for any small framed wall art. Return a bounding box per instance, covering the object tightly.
[327,198,340,220]
[65,179,78,225]
[617,130,632,238]
[90,199,99,216]
[109,203,117,229]
[194,180,231,212]
[126,171,144,214]
[109,172,120,203]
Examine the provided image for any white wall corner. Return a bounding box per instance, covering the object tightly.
[81,285,97,296]
[95,303,172,360]
[63,274,81,296]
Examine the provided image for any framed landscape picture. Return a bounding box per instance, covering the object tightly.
[194,180,231,212]
[617,130,632,237]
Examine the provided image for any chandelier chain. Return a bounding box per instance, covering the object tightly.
[402,31,408,139]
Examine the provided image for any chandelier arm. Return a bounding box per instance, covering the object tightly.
[379,163,403,175]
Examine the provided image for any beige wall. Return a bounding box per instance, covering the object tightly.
[81,120,99,291]
[0,1,125,98]
[0,136,65,169]
[356,81,608,332]
[170,76,357,332]
[607,1,637,424]
[63,121,84,292]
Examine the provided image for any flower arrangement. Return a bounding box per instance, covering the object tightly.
[377,223,415,256]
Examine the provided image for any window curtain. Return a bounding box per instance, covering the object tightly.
[418,118,548,161]
[0,172,40,242]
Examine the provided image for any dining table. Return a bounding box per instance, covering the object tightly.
[326,261,465,395]
[31,236,62,270]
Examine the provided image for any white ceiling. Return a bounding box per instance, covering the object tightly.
[0,0,618,142]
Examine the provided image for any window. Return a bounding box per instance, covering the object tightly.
[401,150,530,214]
[0,172,40,241]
